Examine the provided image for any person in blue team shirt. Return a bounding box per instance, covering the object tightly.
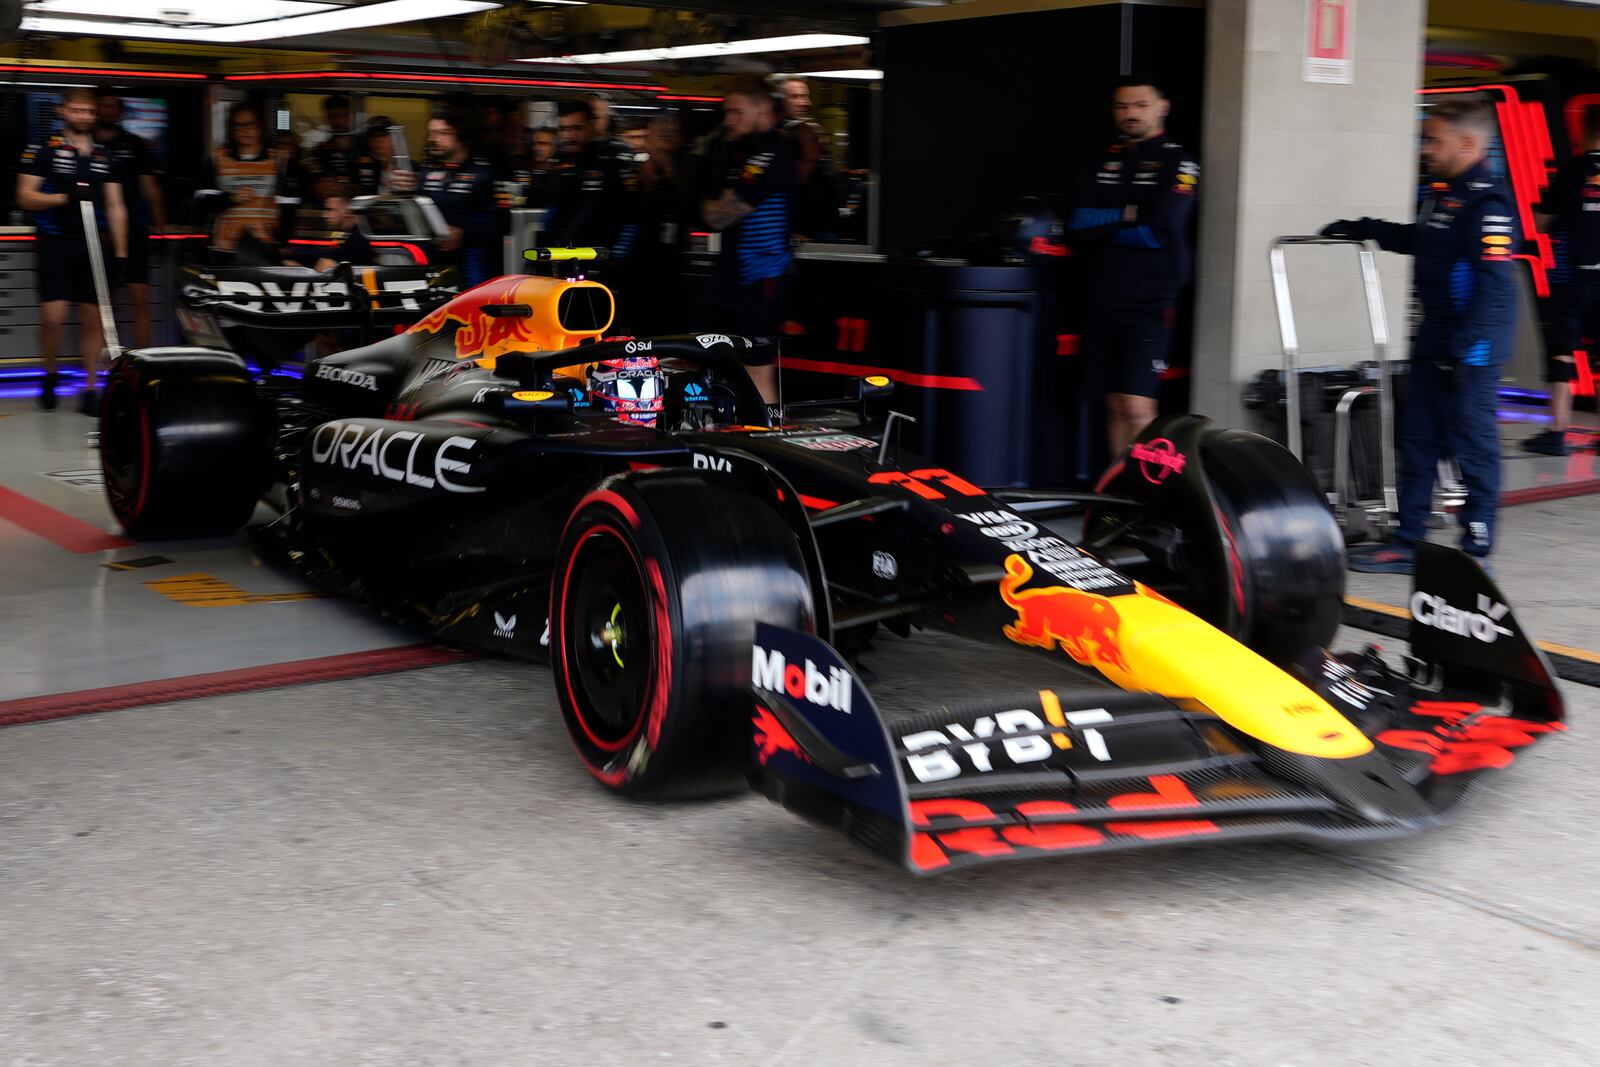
[699,75,795,408]
[1323,99,1520,572]
[17,87,130,413]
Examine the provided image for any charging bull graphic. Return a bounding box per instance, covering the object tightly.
[999,555,1130,673]
[752,705,810,766]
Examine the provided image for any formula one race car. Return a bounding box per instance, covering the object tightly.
[97,249,1566,873]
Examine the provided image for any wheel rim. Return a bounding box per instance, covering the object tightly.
[563,527,654,749]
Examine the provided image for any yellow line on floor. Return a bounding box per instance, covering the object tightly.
[1344,595,1406,620]
[1345,596,1600,665]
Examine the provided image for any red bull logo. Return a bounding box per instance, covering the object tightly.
[411,279,550,360]
[1129,438,1187,485]
[999,555,1129,673]
[752,705,810,766]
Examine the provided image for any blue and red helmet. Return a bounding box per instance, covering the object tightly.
[588,355,665,427]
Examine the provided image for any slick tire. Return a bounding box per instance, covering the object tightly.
[1198,426,1345,665]
[552,471,815,799]
[99,351,269,540]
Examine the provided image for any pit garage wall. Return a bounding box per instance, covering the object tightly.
[1191,0,1426,427]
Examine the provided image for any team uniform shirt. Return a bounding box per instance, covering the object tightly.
[306,139,359,201]
[546,143,632,255]
[353,153,390,197]
[208,148,279,253]
[100,126,154,228]
[19,132,118,236]
[1068,136,1198,308]
[419,156,503,285]
[1349,161,1520,366]
[327,227,374,265]
[709,129,794,286]
[1539,150,1600,283]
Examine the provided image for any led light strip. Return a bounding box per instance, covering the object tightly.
[525,33,869,66]
[22,0,501,44]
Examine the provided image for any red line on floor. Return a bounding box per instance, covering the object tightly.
[779,356,985,392]
[0,644,480,729]
[0,485,132,553]
[1502,477,1600,507]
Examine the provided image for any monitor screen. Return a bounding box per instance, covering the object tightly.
[23,92,168,167]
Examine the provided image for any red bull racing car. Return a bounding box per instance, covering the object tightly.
[97,249,1566,874]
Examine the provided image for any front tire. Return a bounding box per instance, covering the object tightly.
[552,472,814,798]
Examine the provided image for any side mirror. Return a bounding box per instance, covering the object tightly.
[859,374,894,400]
[501,388,573,416]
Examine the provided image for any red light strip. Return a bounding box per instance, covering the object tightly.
[0,232,203,242]
[225,71,667,91]
[1577,349,1596,399]
[0,63,206,80]
[780,355,984,392]
[287,238,429,264]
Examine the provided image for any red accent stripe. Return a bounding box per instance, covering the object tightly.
[0,644,477,730]
[288,239,426,263]
[1502,477,1600,507]
[780,356,983,392]
[224,71,668,91]
[0,63,206,79]
[798,493,839,511]
[0,486,132,554]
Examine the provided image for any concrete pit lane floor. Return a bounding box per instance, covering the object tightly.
[3,569,1599,1062]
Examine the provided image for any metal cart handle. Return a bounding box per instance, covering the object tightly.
[1268,235,1396,521]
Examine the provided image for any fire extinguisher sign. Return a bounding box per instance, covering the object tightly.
[1304,0,1354,85]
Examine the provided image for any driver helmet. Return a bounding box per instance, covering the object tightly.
[588,355,665,427]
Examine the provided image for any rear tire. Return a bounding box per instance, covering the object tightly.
[552,471,815,798]
[99,351,269,540]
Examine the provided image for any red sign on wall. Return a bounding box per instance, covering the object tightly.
[1304,0,1354,85]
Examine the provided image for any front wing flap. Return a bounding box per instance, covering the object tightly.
[747,547,1565,874]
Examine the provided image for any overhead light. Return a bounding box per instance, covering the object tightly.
[24,0,336,25]
[21,0,501,42]
[804,69,884,81]
[527,33,869,66]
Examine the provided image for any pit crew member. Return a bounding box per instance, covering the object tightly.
[699,76,795,408]
[1323,99,1519,571]
[1067,74,1198,459]
[95,88,165,350]
[393,111,502,288]
[17,88,129,413]
[1524,103,1600,457]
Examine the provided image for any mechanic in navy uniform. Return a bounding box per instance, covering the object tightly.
[1523,104,1600,457]
[1323,99,1520,572]
[699,76,795,407]
[546,100,637,313]
[305,95,359,206]
[393,111,502,288]
[16,87,130,413]
[1067,75,1199,458]
[94,89,166,351]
